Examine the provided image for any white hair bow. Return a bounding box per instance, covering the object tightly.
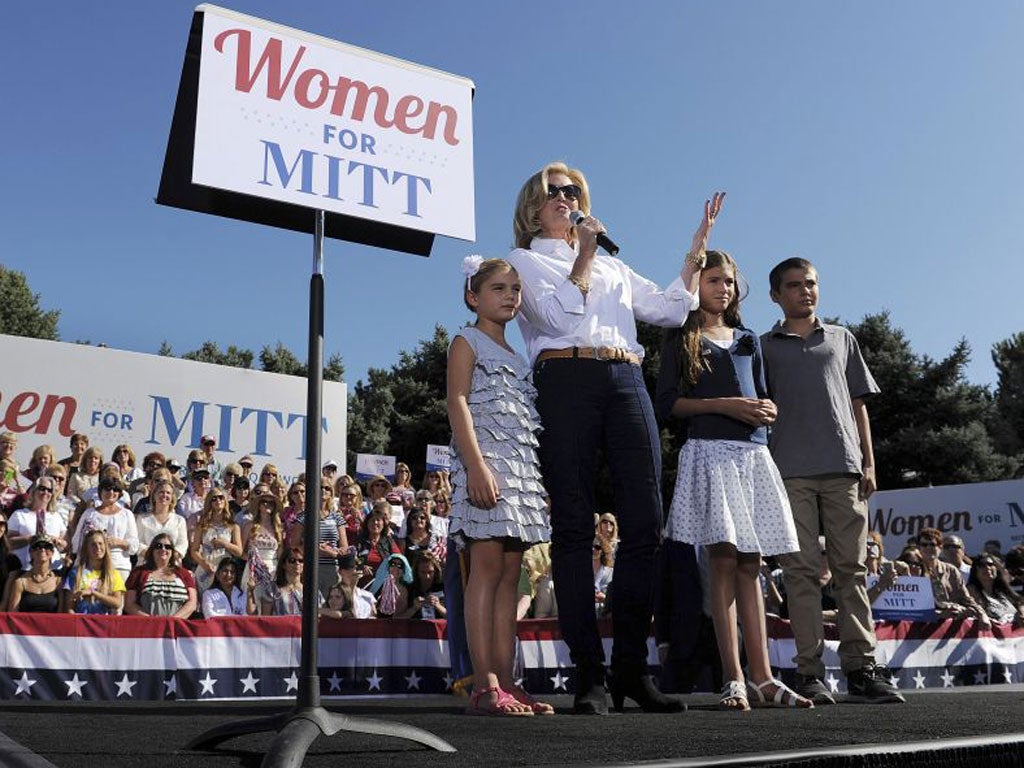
[461,255,484,288]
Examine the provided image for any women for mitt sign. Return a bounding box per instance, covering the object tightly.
[159,4,475,253]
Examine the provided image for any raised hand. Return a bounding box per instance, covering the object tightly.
[688,191,726,258]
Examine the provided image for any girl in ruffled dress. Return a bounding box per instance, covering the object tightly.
[657,250,811,711]
[447,256,552,716]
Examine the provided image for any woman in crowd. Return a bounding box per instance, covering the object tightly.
[508,162,711,714]
[517,542,557,620]
[398,551,446,620]
[421,469,445,497]
[432,490,452,539]
[370,552,412,618]
[45,466,76,530]
[393,462,416,504]
[595,513,619,555]
[189,488,243,593]
[124,533,197,618]
[281,480,306,535]
[364,475,392,514]
[967,554,1024,626]
[112,444,144,485]
[1,432,23,495]
[241,491,285,609]
[355,502,401,587]
[23,444,56,484]
[6,533,61,612]
[136,480,189,560]
[593,541,614,616]
[0,514,21,606]
[67,446,103,504]
[288,481,346,598]
[230,476,252,525]
[71,477,138,581]
[332,550,377,618]
[58,432,89,475]
[336,482,364,546]
[916,527,989,625]
[62,529,125,614]
[865,531,909,605]
[201,556,247,617]
[7,477,69,573]
[258,547,306,616]
[403,496,443,561]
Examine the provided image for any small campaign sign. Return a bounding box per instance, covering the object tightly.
[867,575,938,621]
[355,453,396,482]
[426,444,450,471]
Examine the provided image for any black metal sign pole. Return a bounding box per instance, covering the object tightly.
[188,211,455,765]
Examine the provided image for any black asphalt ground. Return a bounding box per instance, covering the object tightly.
[1,687,1023,768]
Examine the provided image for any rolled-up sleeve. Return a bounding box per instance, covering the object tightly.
[508,248,588,338]
[629,269,696,327]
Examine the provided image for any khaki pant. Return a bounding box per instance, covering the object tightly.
[779,475,876,677]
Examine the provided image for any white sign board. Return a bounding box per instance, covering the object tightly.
[355,453,395,482]
[867,575,937,621]
[870,479,1024,558]
[425,444,450,471]
[192,5,475,240]
[0,335,345,486]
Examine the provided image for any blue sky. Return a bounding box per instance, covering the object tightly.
[2,1,1021,390]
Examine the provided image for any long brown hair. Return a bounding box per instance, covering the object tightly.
[678,250,743,388]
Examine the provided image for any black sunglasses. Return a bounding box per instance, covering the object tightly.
[150,542,174,551]
[547,183,581,201]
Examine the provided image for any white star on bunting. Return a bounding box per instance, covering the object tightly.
[940,669,955,688]
[825,673,840,693]
[239,671,259,694]
[405,670,422,690]
[283,672,299,693]
[13,672,36,697]
[889,674,900,689]
[164,675,177,696]
[64,673,88,698]
[327,671,343,693]
[115,674,137,698]
[442,672,454,691]
[550,669,568,692]
[973,670,988,685]
[366,669,383,691]
[1003,669,1014,684]
[199,673,217,696]
[913,671,927,689]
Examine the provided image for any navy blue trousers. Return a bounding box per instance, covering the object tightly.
[534,358,663,667]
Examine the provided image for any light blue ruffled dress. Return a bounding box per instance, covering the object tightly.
[449,326,550,546]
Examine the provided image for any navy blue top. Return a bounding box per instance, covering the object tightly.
[655,326,769,444]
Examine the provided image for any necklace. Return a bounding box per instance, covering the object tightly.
[29,570,53,584]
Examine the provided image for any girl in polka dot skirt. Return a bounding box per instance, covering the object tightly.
[656,250,811,712]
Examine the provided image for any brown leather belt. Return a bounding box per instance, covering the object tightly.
[535,346,641,366]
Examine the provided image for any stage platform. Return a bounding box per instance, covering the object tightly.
[1,686,1023,768]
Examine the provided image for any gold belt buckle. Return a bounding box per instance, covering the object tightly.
[597,346,624,362]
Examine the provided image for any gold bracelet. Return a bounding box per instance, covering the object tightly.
[685,250,706,269]
[568,274,590,296]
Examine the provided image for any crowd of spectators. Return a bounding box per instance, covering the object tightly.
[1,430,1021,633]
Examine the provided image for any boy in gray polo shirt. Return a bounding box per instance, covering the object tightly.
[761,257,904,704]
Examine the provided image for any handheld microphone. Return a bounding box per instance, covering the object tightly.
[570,211,620,256]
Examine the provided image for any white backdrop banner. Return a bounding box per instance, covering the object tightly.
[871,479,1024,557]
[425,444,450,471]
[193,5,475,240]
[0,334,346,485]
[355,453,396,482]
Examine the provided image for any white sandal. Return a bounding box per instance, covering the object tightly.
[718,680,750,711]
[746,678,814,709]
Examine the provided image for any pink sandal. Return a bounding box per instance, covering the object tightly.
[509,685,555,715]
[466,686,534,717]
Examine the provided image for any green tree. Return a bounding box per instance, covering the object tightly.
[991,332,1024,462]
[346,325,450,478]
[181,341,255,369]
[0,265,59,340]
[848,312,1018,488]
[259,342,344,382]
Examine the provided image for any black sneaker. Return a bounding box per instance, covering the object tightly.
[794,673,836,705]
[846,664,906,704]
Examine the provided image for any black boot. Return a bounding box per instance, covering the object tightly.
[572,662,608,715]
[609,660,686,713]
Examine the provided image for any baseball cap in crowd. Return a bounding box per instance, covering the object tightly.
[239,455,255,470]
[201,435,217,447]
[322,458,339,471]
[30,533,56,550]
[191,468,211,480]
[166,457,183,471]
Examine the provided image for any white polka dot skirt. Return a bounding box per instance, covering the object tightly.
[665,439,799,556]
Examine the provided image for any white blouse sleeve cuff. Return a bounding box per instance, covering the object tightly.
[553,278,587,315]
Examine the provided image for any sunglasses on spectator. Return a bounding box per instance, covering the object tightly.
[36,486,55,494]
[31,541,55,551]
[287,557,304,564]
[547,183,581,201]
[943,543,962,549]
[151,542,174,551]
[189,458,204,464]
[99,485,120,493]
